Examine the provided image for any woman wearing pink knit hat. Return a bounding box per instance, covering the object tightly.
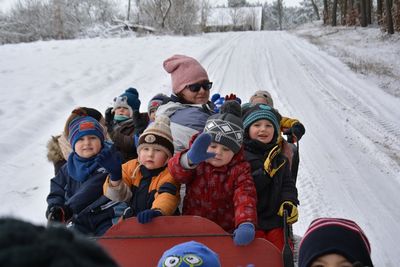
[156,54,215,152]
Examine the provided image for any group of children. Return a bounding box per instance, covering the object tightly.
[45,54,373,267]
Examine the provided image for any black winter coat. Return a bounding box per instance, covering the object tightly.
[108,110,149,163]
[244,139,298,231]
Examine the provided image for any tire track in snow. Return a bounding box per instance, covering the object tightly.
[282,33,400,158]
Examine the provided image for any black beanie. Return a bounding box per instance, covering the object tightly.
[204,100,244,154]
[298,218,373,267]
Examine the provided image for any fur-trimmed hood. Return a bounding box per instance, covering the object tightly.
[46,134,71,163]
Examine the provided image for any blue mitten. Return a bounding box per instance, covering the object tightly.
[233,223,255,246]
[187,133,216,165]
[211,93,221,103]
[95,145,122,181]
[137,209,162,224]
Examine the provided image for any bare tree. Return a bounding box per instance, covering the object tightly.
[377,0,383,23]
[278,0,283,30]
[323,0,329,24]
[200,0,211,30]
[140,0,171,29]
[229,7,243,27]
[228,0,248,7]
[127,0,132,20]
[310,0,321,20]
[385,0,394,33]
[167,0,198,35]
[331,0,338,25]
[360,0,367,26]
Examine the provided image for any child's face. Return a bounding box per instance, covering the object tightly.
[74,135,102,158]
[249,119,275,144]
[251,96,269,105]
[114,107,131,117]
[138,146,168,169]
[206,142,235,168]
[149,110,156,121]
[310,253,353,267]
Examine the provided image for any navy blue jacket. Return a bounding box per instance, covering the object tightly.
[47,163,125,236]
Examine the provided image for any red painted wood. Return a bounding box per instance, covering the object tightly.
[97,216,283,267]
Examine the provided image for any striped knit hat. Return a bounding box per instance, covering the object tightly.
[68,116,105,150]
[298,218,373,267]
[242,103,281,139]
[137,115,174,158]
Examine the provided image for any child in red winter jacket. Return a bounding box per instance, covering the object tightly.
[168,101,257,246]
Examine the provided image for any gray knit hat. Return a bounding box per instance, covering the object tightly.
[250,90,274,107]
[204,101,243,154]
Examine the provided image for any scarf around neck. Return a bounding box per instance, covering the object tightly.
[67,152,100,182]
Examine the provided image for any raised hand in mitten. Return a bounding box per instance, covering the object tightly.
[187,133,216,165]
[233,223,255,246]
[95,145,122,181]
[225,93,242,104]
[277,201,298,224]
[47,205,72,223]
[284,122,305,143]
[137,209,162,224]
[291,122,305,141]
[105,107,114,130]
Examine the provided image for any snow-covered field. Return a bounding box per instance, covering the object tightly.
[0,26,399,266]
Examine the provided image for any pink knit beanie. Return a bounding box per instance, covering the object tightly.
[163,55,209,94]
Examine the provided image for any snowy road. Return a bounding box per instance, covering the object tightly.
[1,31,399,266]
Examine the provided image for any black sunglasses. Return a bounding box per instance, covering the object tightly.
[187,82,213,92]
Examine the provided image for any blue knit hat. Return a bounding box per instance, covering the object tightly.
[68,116,105,150]
[157,241,221,267]
[242,103,281,135]
[298,218,373,267]
[113,87,141,117]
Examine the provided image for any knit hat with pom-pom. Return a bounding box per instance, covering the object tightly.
[137,115,174,158]
[203,100,244,154]
[112,87,141,117]
[163,55,209,94]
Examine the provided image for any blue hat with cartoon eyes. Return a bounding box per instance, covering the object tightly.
[157,241,221,267]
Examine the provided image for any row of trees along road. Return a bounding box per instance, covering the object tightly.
[0,0,398,45]
[321,0,400,33]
